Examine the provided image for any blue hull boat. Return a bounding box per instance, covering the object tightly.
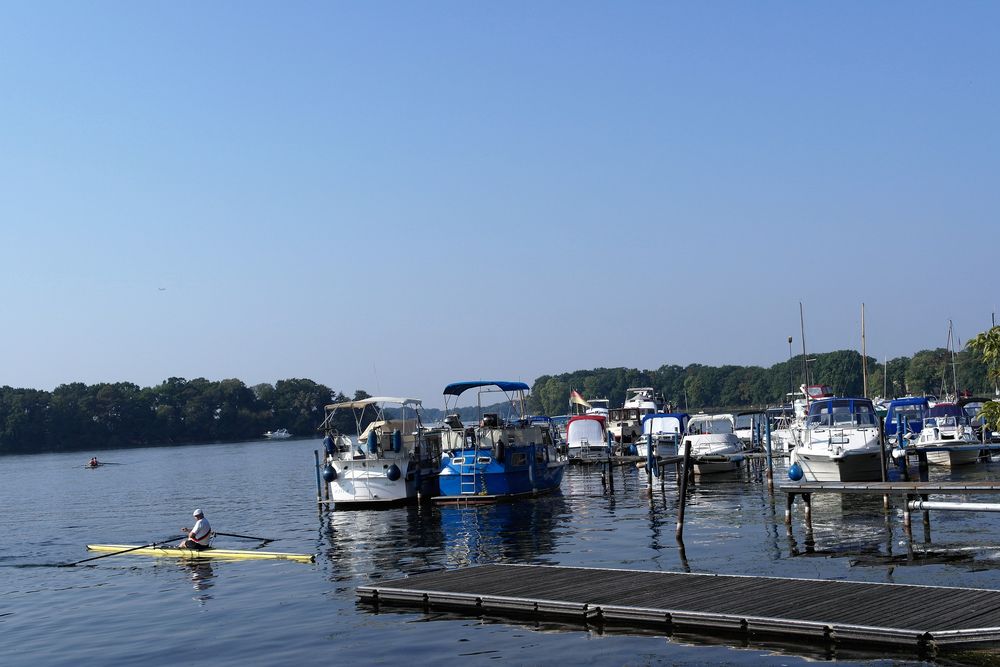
[433,381,567,502]
[438,445,566,498]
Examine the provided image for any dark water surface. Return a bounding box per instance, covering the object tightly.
[4,439,1000,665]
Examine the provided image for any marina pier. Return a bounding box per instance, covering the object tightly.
[358,563,1000,655]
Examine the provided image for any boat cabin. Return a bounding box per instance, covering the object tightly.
[807,398,879,429]
[885,397,930,437]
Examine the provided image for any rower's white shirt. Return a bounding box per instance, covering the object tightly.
[191,517,211,544]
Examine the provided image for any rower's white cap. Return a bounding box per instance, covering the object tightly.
[193,509,203,517]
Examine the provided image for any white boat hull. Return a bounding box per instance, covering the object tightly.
[793,449,883,482]
[693,460,741,475]
[635,438,679,459]
[924,449,980,466]
[687,433,742,476]
[328,458,417,506]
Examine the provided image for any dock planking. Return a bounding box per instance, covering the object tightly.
[358,563,1000,653]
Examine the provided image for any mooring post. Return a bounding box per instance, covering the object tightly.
[314,449,324,510]
[899,410,911,482]
[785,491,795,525]
[903,493,913,535]
[647,432,656,479]
[765,417,774,494]
[606,431,615,494]
[922,493,930,528]
[676,438,692,539]
[803,492,812,529]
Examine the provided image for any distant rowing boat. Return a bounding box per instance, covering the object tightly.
[86,544,315,563]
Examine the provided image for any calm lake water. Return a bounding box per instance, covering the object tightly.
[4,439,1000,666]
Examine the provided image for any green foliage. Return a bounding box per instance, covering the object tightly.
[978,402,1000,433]
[968,326,1000,383]
[967,326,1000,431]
[0,378,344,455]
[529,345,1000,416]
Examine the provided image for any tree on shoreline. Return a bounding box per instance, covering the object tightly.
[967,326,1000,430]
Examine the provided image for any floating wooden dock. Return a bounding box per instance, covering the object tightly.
[358,563,1000,653]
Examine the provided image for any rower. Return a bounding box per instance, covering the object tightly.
[88,457,99,467]
[178,509,212,550]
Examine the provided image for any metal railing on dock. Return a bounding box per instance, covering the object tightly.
[780,480,1000,533]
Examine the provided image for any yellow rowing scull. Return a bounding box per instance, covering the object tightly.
[86,544,315,563]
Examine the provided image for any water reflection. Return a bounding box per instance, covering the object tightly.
[320,504,446,581]
[180,561,214,604]
[439,495,568,567]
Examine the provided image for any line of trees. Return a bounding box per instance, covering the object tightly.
[4,335,997,456]
[527,346,993,417]
[0,377,365,455]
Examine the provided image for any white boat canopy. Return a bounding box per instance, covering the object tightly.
[324,397,422,410]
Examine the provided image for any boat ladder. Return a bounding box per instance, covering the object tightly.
[459,455,479,495]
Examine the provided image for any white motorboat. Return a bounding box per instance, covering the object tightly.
[319,397,440,507]
[912,402,982,466]
[585,399,610,419]
[683,413,743,475]
[636,413,689,458]
[765,405,797,452]
[791,397,883,482]
[264,428,291,439]
[734,411,766,448]
[565,414,610,462]
[608,388,663,445]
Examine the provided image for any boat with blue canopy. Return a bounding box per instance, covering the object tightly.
[435,381,567,502]
[884,396,930,444]
[790,396,883,482]
[637,412,689,458]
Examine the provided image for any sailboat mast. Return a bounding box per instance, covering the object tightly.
[799,302,809,388]
[861,303,868,398]
[949,320,959,398]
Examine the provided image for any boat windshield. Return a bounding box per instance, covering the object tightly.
[688,416,733,435]
[891,404,926,424]
[925,415,958,429]
[734,414,763,430]
[807,399,878,428]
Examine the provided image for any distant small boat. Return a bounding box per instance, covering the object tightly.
[264,428,292,439]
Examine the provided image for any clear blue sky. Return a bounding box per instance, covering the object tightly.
[2,2,997,407]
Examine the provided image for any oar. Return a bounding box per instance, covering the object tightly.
[60,536,183,567]
[213,531,274,544]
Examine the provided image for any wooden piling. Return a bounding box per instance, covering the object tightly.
[676,439,692,539]
[765,417,774,494]
[314,450,324,510]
